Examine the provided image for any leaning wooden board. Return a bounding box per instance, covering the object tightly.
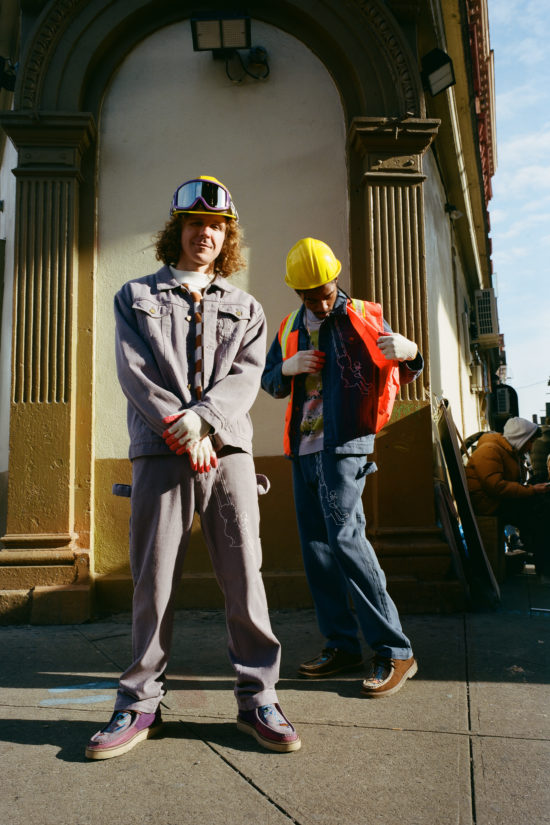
[436,400,500,606]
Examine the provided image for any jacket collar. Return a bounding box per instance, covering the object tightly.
[333,289,349,314]
[155,265,234,294]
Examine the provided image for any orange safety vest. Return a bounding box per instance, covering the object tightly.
[277,299,400,456]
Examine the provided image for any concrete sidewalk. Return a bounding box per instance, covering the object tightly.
[1,570,549,825]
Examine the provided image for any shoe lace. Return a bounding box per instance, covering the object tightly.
[366,657,392,684]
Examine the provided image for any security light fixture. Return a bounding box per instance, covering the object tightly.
[421,48,456,96]
[191,14,251,57]
[190,14,269,82]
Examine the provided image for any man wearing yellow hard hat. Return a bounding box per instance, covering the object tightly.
[85,177,300,760]
[262,237,423,697]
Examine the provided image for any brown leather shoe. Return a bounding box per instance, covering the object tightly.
[298,647,364,678]
[361,655,417,697]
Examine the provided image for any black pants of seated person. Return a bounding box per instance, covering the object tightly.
[498,495,550,576]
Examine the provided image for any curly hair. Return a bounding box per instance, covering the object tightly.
[154,213,245,278]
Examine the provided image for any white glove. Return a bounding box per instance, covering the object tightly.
[376,333,418,361]
[281,350,326,376]
[186,438,218,473]
[163,410,209,451]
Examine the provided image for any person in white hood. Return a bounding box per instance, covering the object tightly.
[466,417,550,581]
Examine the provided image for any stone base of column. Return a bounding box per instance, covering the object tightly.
[363,404,469,611]
[92,567,465,617]
[371,526,467,612]
[0,549,91,624]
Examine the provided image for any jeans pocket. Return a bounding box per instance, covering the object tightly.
[356,460,377,480]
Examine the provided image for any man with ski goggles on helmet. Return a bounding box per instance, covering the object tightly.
[85,176,300,760]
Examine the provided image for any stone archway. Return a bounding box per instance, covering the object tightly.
[0,0,441,621]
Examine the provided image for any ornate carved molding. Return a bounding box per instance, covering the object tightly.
[18,0,88,110]
[345,0,423,116]
[17,0,423,117]
[466,0,496,204]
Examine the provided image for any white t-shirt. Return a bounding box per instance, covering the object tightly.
[169,267,211,292]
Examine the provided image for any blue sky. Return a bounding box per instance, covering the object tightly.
[487,0,550,422]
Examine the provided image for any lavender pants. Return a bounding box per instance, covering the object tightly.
[115,451,281,713]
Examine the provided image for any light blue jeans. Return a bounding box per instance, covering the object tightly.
[292,451,413,660]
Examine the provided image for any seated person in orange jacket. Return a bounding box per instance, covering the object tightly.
[466,417,550,581]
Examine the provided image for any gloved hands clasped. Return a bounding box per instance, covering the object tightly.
[162,410,217,473]
[376,332,418,362]
[185,437,218,473]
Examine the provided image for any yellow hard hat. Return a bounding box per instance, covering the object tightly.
[285,238,341,290]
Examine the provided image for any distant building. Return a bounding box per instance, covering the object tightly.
[0,0,499,622]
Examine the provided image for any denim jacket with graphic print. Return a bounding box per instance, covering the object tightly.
[261,290,423,458]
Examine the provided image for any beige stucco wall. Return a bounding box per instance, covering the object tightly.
[423,150,481,439]
[94,19,349,465]
[93,19,348,575]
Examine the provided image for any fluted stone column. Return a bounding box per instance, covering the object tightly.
[348,117,463,606]
[0,112,95,622]
[349,116,440,401]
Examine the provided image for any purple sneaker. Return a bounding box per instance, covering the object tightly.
[237,703,301,752]
[85,709,162,760]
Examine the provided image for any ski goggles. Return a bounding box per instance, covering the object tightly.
[170,179,239,220]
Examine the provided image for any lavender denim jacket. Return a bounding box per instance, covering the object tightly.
[114,265,266,459]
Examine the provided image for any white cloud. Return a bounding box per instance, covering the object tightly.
[498,126,550,162]
[493,248,540,274]
[512,37,547,67]
[488,0,523,27]
[492,210,550,240]
[523,0,550,31]
[493,164,550,199]
[495,88,547,121]
[489,0,550,36]
[522,195,550,214]
[489,207,507,226]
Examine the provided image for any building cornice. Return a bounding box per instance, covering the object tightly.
[466,0,497,204]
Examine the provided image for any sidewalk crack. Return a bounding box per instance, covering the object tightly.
[179,720,305,825]
[464,613,477,825]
